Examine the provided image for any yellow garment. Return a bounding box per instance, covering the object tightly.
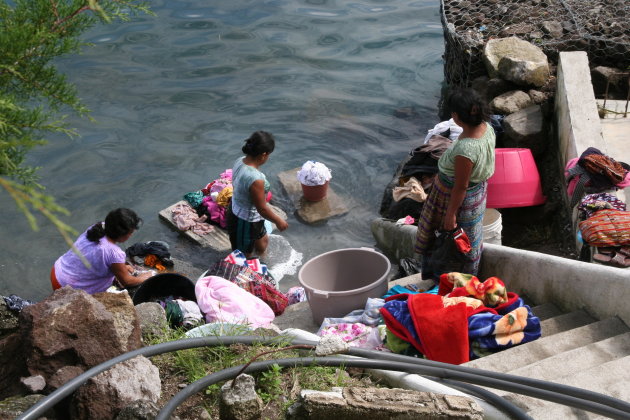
[216,186,233,208]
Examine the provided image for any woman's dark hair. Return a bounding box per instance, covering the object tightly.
[86,208,143,242]
[241,131,275,157]
[447,88,490,126]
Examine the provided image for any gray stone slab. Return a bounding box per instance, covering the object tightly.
[278,168,348,224]
[539,309,595,337]
[272,301,320,333]
[507,354,630,418]
[158,200,286,251]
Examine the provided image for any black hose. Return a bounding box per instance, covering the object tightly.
[17,336,630,420]
[156,356,630,420]
[347,346,630,413]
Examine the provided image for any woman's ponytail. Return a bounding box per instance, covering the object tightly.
[86,222,106,242]
[241,131,275,157]
[86,208,142,242]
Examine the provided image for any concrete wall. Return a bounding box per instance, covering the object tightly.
[371,218,418,261]
[480,243,630,325]
[371,218,630,324]
[554,51,607,164]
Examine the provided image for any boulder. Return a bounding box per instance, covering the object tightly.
[135,302,168,341]
[498,55,550,88]
[220,374,263,420]
[502,105,547,156]
[483,37,550,87]
[71,356,160,420]
[490,90,533,115]
[20,287,142,385]
[93,290,142,350]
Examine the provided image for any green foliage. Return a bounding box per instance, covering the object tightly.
[257,363,283,403]
[0,0,152,243]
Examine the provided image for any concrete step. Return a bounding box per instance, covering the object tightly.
[506,331,630,382]
[539,309,595,337]
[530,302,562,321]
[506,355,630,419]
[463,317,629,373]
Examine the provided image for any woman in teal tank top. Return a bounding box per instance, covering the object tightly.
[415,88,496,279]
[227,131,289,257]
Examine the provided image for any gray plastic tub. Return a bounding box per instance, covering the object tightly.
[298,247,391,325]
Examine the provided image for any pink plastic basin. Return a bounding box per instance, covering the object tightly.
[487,148,546,208]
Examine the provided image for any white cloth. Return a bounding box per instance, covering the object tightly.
[423,118,463,144]
[297,161,332,186]
[175,299,204,328]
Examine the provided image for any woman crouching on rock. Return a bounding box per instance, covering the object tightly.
[51,208,154,294]
[415,88,495,278]
[227,131,288,258]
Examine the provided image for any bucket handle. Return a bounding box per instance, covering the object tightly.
[312,290,330,299]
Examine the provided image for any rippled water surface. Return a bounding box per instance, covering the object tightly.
[0,0,444,300]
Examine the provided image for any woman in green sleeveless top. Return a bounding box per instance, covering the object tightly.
[415,88,496,279]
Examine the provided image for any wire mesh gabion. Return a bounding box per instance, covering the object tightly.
[441,0,630,88]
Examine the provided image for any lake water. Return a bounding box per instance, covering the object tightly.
[0,0,444,301]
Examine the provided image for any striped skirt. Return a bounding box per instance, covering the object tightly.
[415,173,488,276]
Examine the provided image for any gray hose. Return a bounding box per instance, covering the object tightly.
[156,356,630,420]
[17,336,630,420]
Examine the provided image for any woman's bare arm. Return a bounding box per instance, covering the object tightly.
[110,263,153,287]
[443,155,473,231]
[250,179,288,231]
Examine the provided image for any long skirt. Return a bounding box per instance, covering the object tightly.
[415,173,487,277]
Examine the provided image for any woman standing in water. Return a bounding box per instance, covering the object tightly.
[227,131,288,257]
[415,88,495,278]
[52,208,153,294]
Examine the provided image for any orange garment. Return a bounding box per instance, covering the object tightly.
[50,266,62,290]
[144,254,166,271]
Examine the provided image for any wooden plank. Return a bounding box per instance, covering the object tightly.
[158,200,288,251]
[277,168,348,224]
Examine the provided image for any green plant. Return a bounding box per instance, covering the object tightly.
[257,363,283,403]
[1,0,152,246]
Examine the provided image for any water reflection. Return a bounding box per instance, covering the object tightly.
[0,0,443,301]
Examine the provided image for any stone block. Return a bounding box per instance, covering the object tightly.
[220,374,263,420]
[298,387,483,419]
[503,105,547,155]
[490,90,533,115]
[278,168,348,224]
[483,37,549,86]
[71,356,160,420]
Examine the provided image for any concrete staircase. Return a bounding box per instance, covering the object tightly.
[463,302,630,419]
